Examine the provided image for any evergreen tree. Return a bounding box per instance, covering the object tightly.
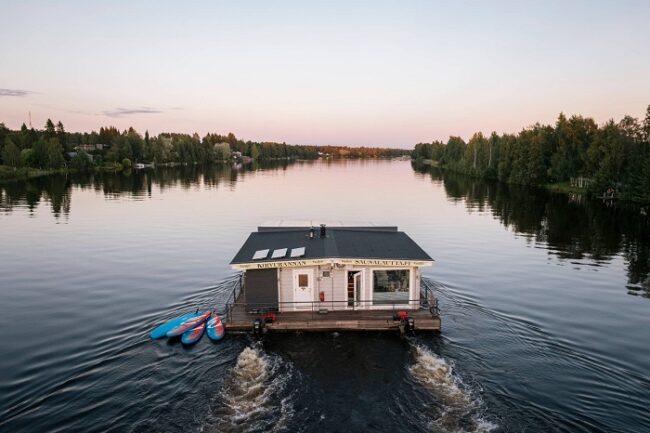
[45,119,56,138]
[56,121,67,149]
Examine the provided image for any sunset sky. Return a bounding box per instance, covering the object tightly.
[1,0,649,147]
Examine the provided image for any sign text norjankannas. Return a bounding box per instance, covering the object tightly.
[254,260,311,269]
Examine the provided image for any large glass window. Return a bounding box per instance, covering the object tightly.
[372,270,410,305]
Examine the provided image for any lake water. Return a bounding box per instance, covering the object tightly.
[1,160,649,433]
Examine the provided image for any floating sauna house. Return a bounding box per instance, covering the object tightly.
[225,222,440,333]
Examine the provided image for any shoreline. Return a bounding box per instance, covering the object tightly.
[0,157,396,184]
[0,166,74,183]
[413,160,648,205]
[0,162,148,183]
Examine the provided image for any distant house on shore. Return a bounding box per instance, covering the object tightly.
[77,143,107,152]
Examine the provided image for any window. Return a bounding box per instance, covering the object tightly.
[298,274,309,287]
[373,270,410,305]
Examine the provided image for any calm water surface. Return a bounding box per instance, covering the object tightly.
[1,160,649,432]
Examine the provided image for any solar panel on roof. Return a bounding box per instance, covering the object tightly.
[290,247,306,258]
[252,249,270,260]
[271,248,288,259]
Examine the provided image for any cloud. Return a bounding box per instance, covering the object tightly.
[102,107,163,118]
[0,88,32,97]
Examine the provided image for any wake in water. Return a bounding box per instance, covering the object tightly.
[409,344,497,433]
[208,345,295,433]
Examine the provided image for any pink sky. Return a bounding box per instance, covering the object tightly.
[1,1,649,147]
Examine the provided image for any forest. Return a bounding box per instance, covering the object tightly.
[0,120,409,179]
[412,106,650,202]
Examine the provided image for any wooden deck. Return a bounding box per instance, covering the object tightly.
[225,292,441,333]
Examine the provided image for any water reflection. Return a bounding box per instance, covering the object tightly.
[1,174,73,217]
[412,163,650,295]
[0,161,293,217]
[2,161,649,298]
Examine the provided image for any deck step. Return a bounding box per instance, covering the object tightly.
[226,316,441,332]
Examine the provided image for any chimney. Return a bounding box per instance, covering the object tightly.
[320,224,326,238]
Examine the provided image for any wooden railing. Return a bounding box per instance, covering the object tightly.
[241,298,421,313]
[224,273,244,324]
[420,278,439,316]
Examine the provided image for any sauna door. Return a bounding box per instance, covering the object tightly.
[293,269,314,310]
[354,272,362,308]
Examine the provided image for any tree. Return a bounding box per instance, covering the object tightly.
[214,142,231,161]
[497,134,516,181]
[444,136,466,167]
[69,151,94,171]
[20,149,35,167]
[31,137,49,168]
[45,119,56,138]
[98,126,120,146]
[46,139,65,169]
[465,132,487,173]
[56,121,67,149]
[0,123,8,153]
[126,127,143,161]
[20,123,37,149]
[485,132,501,178]
[250,143,260,160]
[107,134,133,162]
[2,139,22,169]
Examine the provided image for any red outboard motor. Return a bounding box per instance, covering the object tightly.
[262,312,276,323]
[393,311,409,321]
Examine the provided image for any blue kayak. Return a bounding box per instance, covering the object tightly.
[149,312,199,340]
[181,320,206,345]
[206,314,226,341]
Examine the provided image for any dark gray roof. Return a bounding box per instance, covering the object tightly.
[230,227,433,264]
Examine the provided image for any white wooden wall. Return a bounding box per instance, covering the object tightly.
[276,264,421,312]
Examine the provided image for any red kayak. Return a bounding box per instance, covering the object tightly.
[181,320,206,345]
[166,311,211,337]
[206,314,226,341]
